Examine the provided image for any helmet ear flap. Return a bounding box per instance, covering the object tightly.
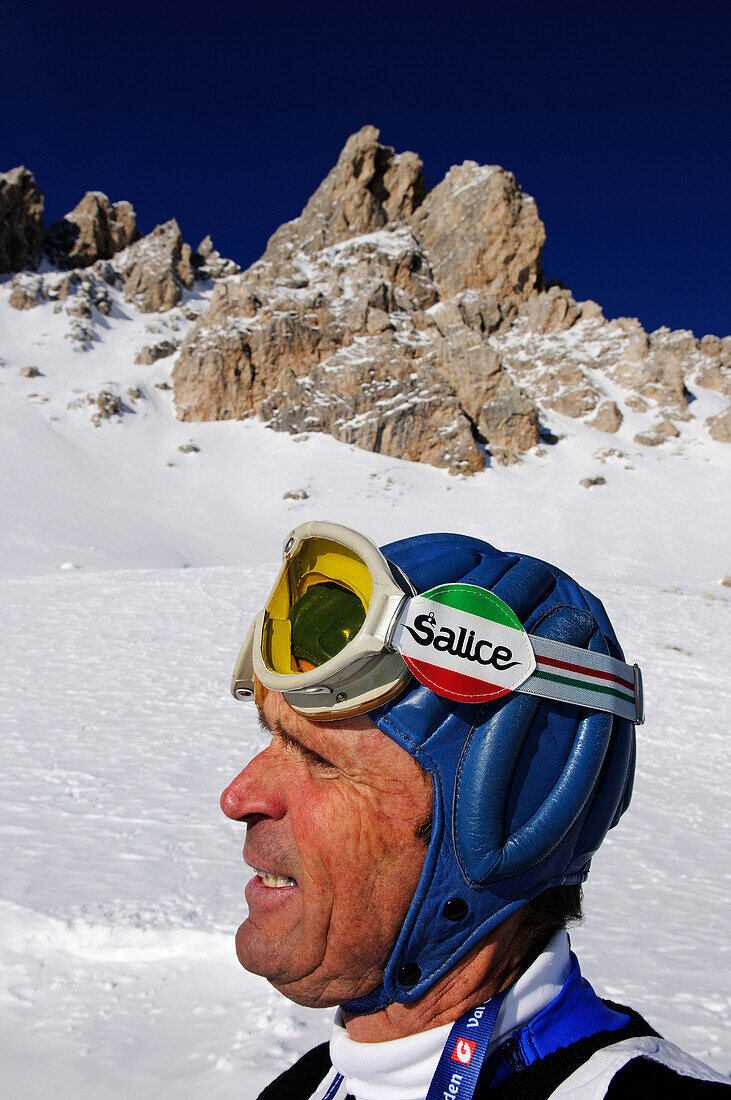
[454,605,612,884]
[455,699,613,883]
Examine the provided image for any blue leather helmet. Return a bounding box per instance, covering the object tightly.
[342,533,637,1014]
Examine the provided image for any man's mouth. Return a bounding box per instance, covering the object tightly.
[250,866,298,889]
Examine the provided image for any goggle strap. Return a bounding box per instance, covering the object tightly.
[522,635,643,724]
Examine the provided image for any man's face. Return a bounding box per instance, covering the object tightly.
[220,690,432,1007]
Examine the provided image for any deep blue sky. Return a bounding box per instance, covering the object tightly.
[3,0,728,337]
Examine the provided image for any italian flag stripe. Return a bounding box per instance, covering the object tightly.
[391,587,642,722]
[536,654,634,691]
[406,656,505,703]
[533,669,635,705]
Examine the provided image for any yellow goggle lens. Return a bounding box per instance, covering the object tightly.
[261,538,373,675]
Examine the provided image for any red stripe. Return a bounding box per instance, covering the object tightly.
[404,655,510,704]
[536,655,634,691]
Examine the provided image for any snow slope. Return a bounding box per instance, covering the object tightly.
[1,273,729,1095]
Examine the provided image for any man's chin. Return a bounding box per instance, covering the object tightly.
[235,923,386,1009]
[234,918,300,985]
[234,918,270,976]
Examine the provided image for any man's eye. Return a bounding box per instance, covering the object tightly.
[305,748,336,770]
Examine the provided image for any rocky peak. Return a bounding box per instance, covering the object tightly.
[4,140,727,471]
[0,167,45,273]
[192,235,241,280]
[115,218,195,313]
[409,160,545,305]
[3,169,239,350]
[262,125,426,263]
[2,168,238,319]
[172,127,729,473]
[46,190,140,268]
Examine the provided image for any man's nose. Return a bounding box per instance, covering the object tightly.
[220,749,287,822]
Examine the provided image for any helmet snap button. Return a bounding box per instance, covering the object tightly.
[336,692,347,703]
[397,963,421,988]
[443,898,469,922]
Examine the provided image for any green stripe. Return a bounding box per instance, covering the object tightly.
[533,670,635,705]
[423,584,523,631]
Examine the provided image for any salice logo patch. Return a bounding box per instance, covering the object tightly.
[451,1037,477,1065]
[392,584,535,704]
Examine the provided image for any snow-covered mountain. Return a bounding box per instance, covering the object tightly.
[1,149,729,1095]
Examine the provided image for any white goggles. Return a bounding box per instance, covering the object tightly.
[231,521,644,725]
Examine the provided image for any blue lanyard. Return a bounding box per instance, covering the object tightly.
[325,990,506,1100]
[425,991,506,1100]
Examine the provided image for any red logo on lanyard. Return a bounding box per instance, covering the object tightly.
[451,1037,477,1065]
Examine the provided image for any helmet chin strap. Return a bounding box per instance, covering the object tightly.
[341,981,393,1016]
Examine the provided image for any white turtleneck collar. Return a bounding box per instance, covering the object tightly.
[329,931,572,1100]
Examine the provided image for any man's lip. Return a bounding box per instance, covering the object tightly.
[243,852,297,883]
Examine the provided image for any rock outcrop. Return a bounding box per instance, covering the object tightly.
[0,167,45,272]
[173,127,546,472]
[262,125,426,263]
[172,125,728,472]
[46,191,139,268]
[115,219,195,313]
[192,236,241,279]
[4,139,728,472]
[2,183,238,359]
[0,171,141,274]
[173,128,725,473]
[409,160,544,305]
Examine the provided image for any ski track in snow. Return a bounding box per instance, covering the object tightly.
[1,273,730,1093]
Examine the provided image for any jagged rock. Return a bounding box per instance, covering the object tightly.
[410,160,544,304]
[116,219,194,312]
[192,236,241,279]
[257,342,483,475]
[173,155,539,475]
[706,406,731,442]
[46,192,139,268]
[0,167,45,272]
[283,489,309,500]
[517,286,588,333]
[695,336,731,398]
[588,400,623,433]
[8,273,43,309]
[721,573,731,588]
[19,366,41,378]
[178,441,200,453]
[427,300,539,460]
[580,476,606,488]
[170,128,729,470]
[136,340,177,365]
[175,224,437,419]
[263,125,426,262]
[610,324,689,411]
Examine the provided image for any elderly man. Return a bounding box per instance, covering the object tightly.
[221,523,728,1099]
